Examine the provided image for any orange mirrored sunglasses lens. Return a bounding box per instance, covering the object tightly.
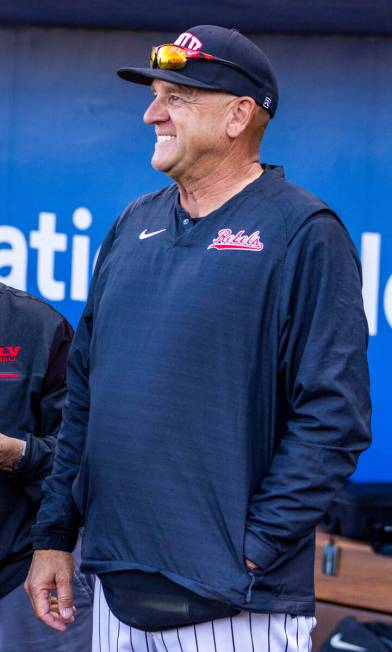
[151,45,187,70]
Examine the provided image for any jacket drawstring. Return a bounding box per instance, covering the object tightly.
[245,572,255,603]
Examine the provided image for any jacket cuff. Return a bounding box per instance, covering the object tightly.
[9,434,31,477]
[32,527,78,553]
[244,530,280,570]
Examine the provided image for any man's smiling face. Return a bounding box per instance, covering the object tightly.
[143,79,233,182]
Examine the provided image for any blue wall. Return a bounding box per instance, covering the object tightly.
[1,27,391,481]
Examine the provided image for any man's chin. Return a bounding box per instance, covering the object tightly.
[151,155,175,175]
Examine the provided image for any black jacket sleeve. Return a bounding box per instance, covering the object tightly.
[12,319,73,503]
[32,219,119,551]
[244,213,372,571]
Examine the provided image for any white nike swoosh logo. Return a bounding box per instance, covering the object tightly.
[139,228,166,240]
[330,634,367,651]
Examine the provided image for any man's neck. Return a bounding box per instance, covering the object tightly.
[177,161,263,218]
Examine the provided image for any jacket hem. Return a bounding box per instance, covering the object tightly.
[81,558,315,616]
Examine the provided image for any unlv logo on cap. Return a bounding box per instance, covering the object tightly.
[174,32,203,51]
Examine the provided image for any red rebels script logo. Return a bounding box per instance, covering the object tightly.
[207,229,264,252]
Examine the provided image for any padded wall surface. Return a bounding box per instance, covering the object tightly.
[1,27,391,480]
[1,1,392,34]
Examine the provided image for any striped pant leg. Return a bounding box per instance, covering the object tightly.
[92,578,157,652]
[93,577,316,652]
[151,612,316,652]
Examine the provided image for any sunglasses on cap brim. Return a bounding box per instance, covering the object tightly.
[150,44,264,88]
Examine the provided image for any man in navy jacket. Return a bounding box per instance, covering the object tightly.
[26,25,371,652]
[0,283,93,652]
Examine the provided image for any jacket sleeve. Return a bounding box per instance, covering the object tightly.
[32,219,119,552]
[244,212,372,571]
[12,319,74,503]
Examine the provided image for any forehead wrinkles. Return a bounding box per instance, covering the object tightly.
[151,80,193,96]
[151,80,234,106]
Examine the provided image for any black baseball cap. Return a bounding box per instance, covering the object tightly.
[117,25,279,117]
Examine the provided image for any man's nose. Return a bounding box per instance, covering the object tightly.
[143,97,167,124]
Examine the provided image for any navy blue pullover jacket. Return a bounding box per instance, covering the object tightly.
[33,167,371,615]
[0,284,73,598]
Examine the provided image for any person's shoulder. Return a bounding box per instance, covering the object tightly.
[0,283,69,330]
[116,184,177,229]
[261,165,341,242]
[262,165,329,212]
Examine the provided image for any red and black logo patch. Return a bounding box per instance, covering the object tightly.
[0,346,22,379]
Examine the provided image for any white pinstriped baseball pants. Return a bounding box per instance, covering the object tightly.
[92,578,316,652]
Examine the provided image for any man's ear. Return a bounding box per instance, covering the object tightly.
[226,97,257,138]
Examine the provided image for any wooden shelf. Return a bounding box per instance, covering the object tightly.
[315,530,392,613]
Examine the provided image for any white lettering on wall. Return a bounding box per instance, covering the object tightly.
[71,207,92,301]
[384,274,392,328]
[0,226,27,289]
[361,232,381,336]
[30,212,67,301]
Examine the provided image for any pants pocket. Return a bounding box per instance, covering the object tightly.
[73,568,95,606]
